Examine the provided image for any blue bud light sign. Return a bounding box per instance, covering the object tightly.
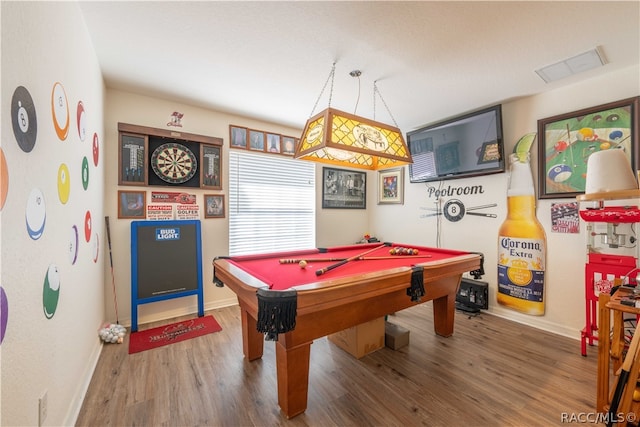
[156,227,180,241]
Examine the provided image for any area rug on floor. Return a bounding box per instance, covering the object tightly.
[128,315,222,354]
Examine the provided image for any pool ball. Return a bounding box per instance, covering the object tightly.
[548,164,572,183]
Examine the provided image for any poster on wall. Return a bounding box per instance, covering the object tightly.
[550,202,579,234]
[151,191,196,204]
[147,204,174,220]
[176,204,200,220]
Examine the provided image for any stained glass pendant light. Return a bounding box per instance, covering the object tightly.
[295,64,412,171]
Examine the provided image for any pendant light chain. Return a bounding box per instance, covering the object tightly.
[374,81,400,128]
[350,70,362,115]
[308,62,336,118]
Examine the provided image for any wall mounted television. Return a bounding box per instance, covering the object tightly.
[407,104,505,183]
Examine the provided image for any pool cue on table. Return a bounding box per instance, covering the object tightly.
[361,255,433,260]
[315,243,389,276]
[280,257,344,264]
[607,321,640,426]
[279,254,433,264]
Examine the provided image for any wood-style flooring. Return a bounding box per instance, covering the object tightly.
[76,303,597,426]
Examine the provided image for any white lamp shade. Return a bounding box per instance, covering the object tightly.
[585,149,638,194]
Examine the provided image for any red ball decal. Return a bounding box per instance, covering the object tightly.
[84,210,92,242]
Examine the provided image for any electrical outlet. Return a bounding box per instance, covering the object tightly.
[38,390,48,426]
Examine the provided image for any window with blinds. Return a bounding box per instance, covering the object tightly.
[228,151,316,255]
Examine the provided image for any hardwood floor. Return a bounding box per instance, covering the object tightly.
[76,304,597,426]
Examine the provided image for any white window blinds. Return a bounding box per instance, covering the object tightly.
[229,151,316,255]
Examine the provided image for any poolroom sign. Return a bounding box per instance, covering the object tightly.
[421,183,497,222]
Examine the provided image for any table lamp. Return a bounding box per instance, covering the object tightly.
[585,149,638,195]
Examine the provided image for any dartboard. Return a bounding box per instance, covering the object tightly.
[151,142,198,184]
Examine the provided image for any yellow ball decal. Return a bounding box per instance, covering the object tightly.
[58,163,70,204]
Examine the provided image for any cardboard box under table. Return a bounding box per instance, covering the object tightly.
[384,321,410,350]
[328,317,385,358]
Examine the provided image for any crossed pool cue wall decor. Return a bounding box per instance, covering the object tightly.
[420,200,497,222]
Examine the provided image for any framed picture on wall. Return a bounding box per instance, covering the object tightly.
[378,168,404,205]
[322,167,366,209]
[201,144,222,189]
[230,125,247,149]
[118,190,146,219]
[249,130,265,151]
[266,133,281,153]
[118,132,147,185]
[282,136,296,155]
[538,96,639,199]
[204,194,225,218]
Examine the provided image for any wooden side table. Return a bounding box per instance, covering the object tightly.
[598,288,640,424]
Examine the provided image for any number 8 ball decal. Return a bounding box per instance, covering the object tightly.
[421,200,497,221]
[151,142,197,184]
[443,199,465,222]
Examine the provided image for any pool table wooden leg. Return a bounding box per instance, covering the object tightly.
[240,308,264,361]
[275,340,311,419]
[432,293,456,337]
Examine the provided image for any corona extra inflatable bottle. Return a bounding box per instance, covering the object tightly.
[497,152,547,315]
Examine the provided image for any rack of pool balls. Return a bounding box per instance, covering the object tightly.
[389,247,419,255]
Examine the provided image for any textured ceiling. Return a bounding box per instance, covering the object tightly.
[78,1,640,133]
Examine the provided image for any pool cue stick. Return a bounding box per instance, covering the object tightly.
[607,321,640,426]
[280,258,344,264]
[315,244,387,276]
[104,216,120,325]
[279,254,433,264]
[362,255,432,260]
[566,123,577,168]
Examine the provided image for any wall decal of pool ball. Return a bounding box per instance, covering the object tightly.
[92,232,99,263]
[43,264,60,319]
[58,163,70,204]
[92,132,99,166]
[1,286,8,345]
[76,101,86,142]
[84,210,92,242]
[12,86,38,153]
[51,82,69,141]
[1,148,8,211]
[69,225,78,265]
[81,157,89,190]
[26,187,46,240]
[548,164,573,183]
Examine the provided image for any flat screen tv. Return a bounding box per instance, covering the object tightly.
[407,105,505,183]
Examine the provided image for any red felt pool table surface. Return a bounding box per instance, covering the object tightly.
[223,242,473,290]
[213,242,482,418]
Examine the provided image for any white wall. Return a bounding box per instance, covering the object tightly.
[1,2,105,426]
[372,65,640,339]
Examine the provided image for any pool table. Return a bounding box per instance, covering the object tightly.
[212,242,483,418]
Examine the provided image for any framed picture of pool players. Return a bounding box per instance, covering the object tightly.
[537,96,639,199]
[322,167,366,209]
[378,168,404,205]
